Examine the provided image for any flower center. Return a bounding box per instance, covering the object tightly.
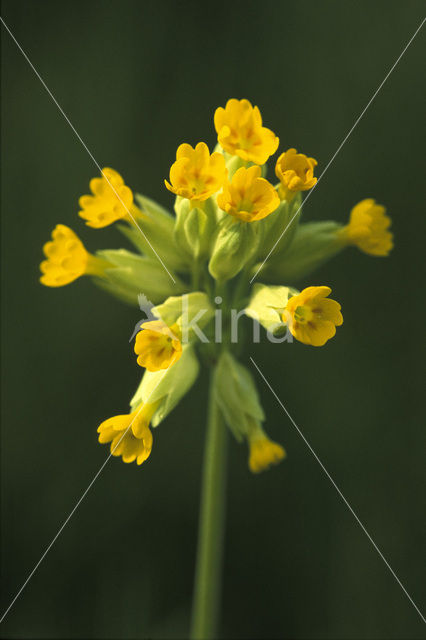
[294,304,314,324]
[237,199,254,213]
[238,135,253,150]
[189,177,206,196]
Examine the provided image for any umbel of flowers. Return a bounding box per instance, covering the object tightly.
[40,98,393,473]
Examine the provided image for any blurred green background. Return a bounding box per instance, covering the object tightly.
[1,1,425,638]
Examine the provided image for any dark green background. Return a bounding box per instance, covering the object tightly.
[1,1,425,638]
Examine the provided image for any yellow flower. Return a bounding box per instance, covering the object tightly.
[165,142,227,203]
[338,199,393,256]
[249,432,286,473]
[79,167,141,228]
[214,98,279,165]
[275,148,318,201]
[283,286,343,347]
[217,166,280,222]
[134,320,182,372]
[97,402,159,465]
[40,224,108,287]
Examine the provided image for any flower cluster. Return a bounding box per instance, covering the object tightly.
[40,98,393,472]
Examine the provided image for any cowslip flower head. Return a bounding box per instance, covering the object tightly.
[165,142,227,203]
[214,98,279,165]
[217,165,280,222]
[79,167,138,228]
[275,148,318,201]
[134,320,182,372]
[97,403,158,464]
[40,224,107,287]
[283,286,343,347]
[248,430,286,473]
[338,199,393,256]
[41,98,392,481]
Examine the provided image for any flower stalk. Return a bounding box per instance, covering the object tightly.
[190,371,228,640]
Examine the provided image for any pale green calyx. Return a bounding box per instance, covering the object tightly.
[174,197,217,261]
[152,292,214,342]
[93,249,187,305]
[118,192,188,272]
[254,220,344,283]
[260,192,302,259]
[208,217,262,282]
[245,283,297,335]
[213,145,246,180]
[213,351,265,442]
[130,345,200,426]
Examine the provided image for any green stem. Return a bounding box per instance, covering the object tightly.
[232,267,250,308]
[190,371,228,639]
[192,258,201,290]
